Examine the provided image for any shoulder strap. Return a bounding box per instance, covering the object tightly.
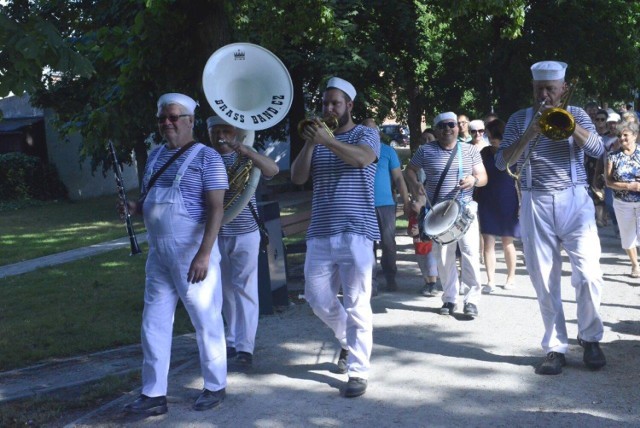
[432,143,458,203]
[146,141,197,192]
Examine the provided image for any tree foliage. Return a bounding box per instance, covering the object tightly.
[1,0,639,168]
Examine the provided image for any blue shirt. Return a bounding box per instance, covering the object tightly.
[306,124,381,242]
[374,143,401,207]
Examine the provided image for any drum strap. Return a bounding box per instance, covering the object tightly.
[433,142,459,204]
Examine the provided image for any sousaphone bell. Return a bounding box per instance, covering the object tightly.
[202,43,293,224]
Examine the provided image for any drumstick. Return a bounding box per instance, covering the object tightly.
[442,187,461,217]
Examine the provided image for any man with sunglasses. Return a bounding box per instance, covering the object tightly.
[457,114,472,143]
[495,61,606,376]
[122,93,229,415]
[405,112,487,318]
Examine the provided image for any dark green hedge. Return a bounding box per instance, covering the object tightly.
[0,153,68,201]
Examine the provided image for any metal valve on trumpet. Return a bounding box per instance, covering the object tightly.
[297,115,339,139]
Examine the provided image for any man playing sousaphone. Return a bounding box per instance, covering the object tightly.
[207,115,279,368]
[406,112,487,318]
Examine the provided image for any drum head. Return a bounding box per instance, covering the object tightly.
[423,201,460,235]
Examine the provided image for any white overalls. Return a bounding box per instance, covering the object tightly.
[141,144,226,397]
[520,108,604,354]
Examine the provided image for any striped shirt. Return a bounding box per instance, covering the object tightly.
[142,143,228,223]
[306,124,381,241]
[219,151,259,236]
[495,106,604,191]
[409,141,482,205]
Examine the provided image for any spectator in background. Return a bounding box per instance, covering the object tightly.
[407,197,439,296]
[457,114,471,143]
[474,119,520,293]
[468,120,489,150]
[603,112,622,235]
[363,118,411,293]
[605,120,640,278]
[584,101,599,123]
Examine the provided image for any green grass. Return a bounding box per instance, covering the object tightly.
[0,243,193,371]
[0,193,145,265]
[0,372,140,427]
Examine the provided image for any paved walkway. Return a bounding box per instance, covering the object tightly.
[1,218,640,427]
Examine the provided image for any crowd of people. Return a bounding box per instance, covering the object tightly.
[118,60,639,417]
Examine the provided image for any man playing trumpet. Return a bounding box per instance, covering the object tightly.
[207,115,279,368]
[291,77,380,398]
[495,61,606,375]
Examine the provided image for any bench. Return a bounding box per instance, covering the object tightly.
[281,210,311,255]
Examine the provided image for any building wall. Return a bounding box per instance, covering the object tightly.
[43,109,139,200]
[0,94,138,201]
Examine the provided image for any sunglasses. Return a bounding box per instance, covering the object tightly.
[157,114,190,123]
[595,118,607,122]
[436,122,457,130]
[470,129,485,134]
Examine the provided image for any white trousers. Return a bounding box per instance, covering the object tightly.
[219,230,261,354]
[435,209,482,306]
[521,187,604,353]
[304,233,374,379]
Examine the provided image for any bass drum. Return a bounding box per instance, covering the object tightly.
[421,200,475,245]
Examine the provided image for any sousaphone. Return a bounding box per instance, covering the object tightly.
[202,42,293,224]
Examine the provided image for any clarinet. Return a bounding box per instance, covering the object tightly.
[108,140,142,255]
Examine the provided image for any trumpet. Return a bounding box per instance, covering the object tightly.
[297,115,339,139]
[507,77,578,182]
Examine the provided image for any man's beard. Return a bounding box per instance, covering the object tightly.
[336,111,350,128]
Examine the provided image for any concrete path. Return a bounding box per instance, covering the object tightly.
[1,221,637,427]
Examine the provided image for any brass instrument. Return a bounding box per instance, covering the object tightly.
[506,78,578,182]
[202,42,293,224]
[297,115,339,139]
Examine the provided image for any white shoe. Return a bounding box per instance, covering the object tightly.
[503,283,515,290]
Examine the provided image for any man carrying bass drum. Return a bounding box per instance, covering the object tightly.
[405,111,487,319]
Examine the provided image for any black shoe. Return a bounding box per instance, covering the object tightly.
[337,348,349,374]
[193,388,225,411]
[124,394,168,415]
[439,302,457,315]
[236,351,253,366]
[578,336,606,370]
[226,346,237,359]
[535,352,566,375]
[463,302,478,318]
[344,377,367,398]
[420,283,435,297]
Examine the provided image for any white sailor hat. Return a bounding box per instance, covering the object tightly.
[326,77,357,101]
[530,61,568,81]
[157,93,198,115]
[607,112,621,123]
[469,120,485,131]
[206,115,231,128]
[433,111,457,127]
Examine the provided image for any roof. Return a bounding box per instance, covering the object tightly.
[0,116,44,133]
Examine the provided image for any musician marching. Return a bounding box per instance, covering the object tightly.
[405,112,487,318]
[291,77,380,398]
[495,61,606,375]
[207,115,279,368]
[122,93,229,415]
